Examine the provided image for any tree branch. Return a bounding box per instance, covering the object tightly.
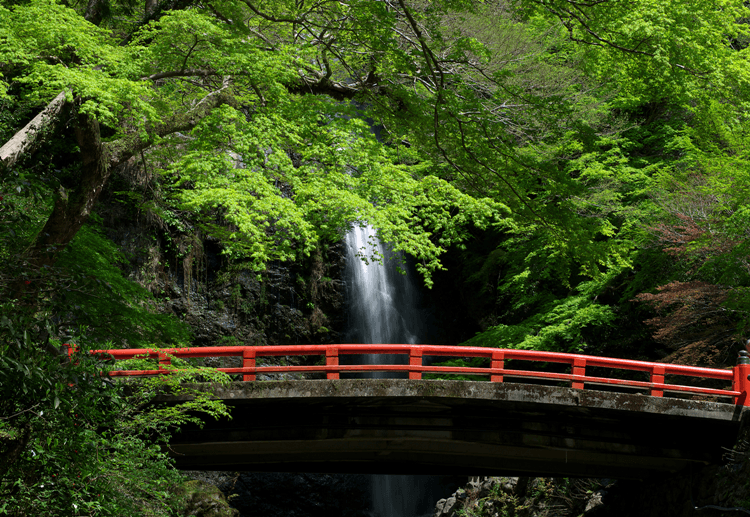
[0,91,68,169]
[241,0,301,23]
[142,69,220,81]
[105,89,234,166]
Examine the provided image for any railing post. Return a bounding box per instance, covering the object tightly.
[243,348,256,382]
[158,351,170,371]
[326,346,339,380]
[734,350,750,406]
[650,365,665,397]
[409,348,423,380]
[572,357,586,389]
[63,344,78,376]
[63,343,77,359]
[491,350,504,382]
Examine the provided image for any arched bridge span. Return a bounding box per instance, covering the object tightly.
[88,344,750,480]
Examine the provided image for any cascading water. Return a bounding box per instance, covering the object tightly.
[344,224,421,368]
[344,223,439,517]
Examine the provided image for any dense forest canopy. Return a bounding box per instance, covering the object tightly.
[2,0,750,512]
[2,0,748,349]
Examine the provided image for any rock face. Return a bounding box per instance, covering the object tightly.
[101,194,348,349]
[434,478,520,517]
[593,462,750,517]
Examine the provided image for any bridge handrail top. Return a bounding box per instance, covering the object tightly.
[91,344,735,380]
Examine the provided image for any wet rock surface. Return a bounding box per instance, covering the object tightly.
[102,194,347,349]
[432,458,750,517]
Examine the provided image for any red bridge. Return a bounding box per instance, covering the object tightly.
[87,344,750,479]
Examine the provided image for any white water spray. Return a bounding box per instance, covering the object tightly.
[344,224,420,347]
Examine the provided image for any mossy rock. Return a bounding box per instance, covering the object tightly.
[174,479,239,517]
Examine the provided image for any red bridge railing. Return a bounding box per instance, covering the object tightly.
[81,344,750,406]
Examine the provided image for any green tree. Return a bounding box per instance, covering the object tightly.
[0,0,507,291]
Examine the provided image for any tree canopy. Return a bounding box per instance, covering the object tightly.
[11,0,745,284]
[1,0,749,392]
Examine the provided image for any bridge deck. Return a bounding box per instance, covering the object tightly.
[161,379,746,480]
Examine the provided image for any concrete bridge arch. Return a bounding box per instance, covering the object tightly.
[162,379,746,480]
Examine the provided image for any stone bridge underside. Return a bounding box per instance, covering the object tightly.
[162,379,747,480]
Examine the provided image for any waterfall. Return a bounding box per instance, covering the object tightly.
[344,224,421,347]
[344,223,437,517]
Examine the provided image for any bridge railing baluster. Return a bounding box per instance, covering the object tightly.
[571,357,586,389]
[409,348,423,380]
[243,348,256,382]
[491,350,504,382]
[650,365,665,397]
[734,351,750,406]
[326,346,339,380]
[158,351,170,371]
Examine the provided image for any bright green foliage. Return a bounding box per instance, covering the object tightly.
[1,0,511,284]
[457,225,622,352]
[466,277,617,352]
[113,351,232,432]
[2,0,750,498]
[435,0,750,354]
[132,8,298,86]
[5,0,750,511]
[166,103,506,285]
[0,0,747,344]
[362,2,638,280]
[514,0,750,107]
[1,0,152,123]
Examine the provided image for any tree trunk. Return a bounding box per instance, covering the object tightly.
[84,0,107,24]
[0,91,67,169]
[11,111,111,304]
[29,112,109,269]
[8,89,232,307]
[145,0,158,16]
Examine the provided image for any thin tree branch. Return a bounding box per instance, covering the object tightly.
[141,69,219,81]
